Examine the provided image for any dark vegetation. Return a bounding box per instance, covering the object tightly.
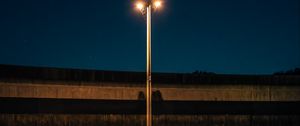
[192,70,216,75]
[274,68,300,75]
[0,64,299,85]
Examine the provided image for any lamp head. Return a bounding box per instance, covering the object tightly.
[154,1,162,8]
[136,2,145,10]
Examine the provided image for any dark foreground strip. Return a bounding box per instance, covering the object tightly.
[0,97,299,115]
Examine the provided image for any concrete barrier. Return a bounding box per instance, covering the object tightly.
[1,82,299,101]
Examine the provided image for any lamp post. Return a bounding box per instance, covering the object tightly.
[135,1,162,126]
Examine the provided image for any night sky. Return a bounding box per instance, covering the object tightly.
[0,0,299,74]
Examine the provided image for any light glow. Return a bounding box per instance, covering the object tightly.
[154,1,162,8]
[136,2,144,10]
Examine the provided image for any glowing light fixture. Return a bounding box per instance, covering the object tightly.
[154,1,162,8]
[136,2,144,10]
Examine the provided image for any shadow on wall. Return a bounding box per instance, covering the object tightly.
[138,91,163,101]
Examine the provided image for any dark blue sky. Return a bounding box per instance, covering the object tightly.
[0,0,299,74]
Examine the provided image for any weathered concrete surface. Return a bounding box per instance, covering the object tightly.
[1,81,299,101]
[0,114,299,126]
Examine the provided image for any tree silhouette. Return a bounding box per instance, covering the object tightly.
[273,68,300,75]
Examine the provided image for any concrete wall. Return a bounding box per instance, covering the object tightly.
[1,81,299,101]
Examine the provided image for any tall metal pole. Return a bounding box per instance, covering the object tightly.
[146,4,152,126]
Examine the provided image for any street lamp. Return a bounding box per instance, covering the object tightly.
[135,1,163,126]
